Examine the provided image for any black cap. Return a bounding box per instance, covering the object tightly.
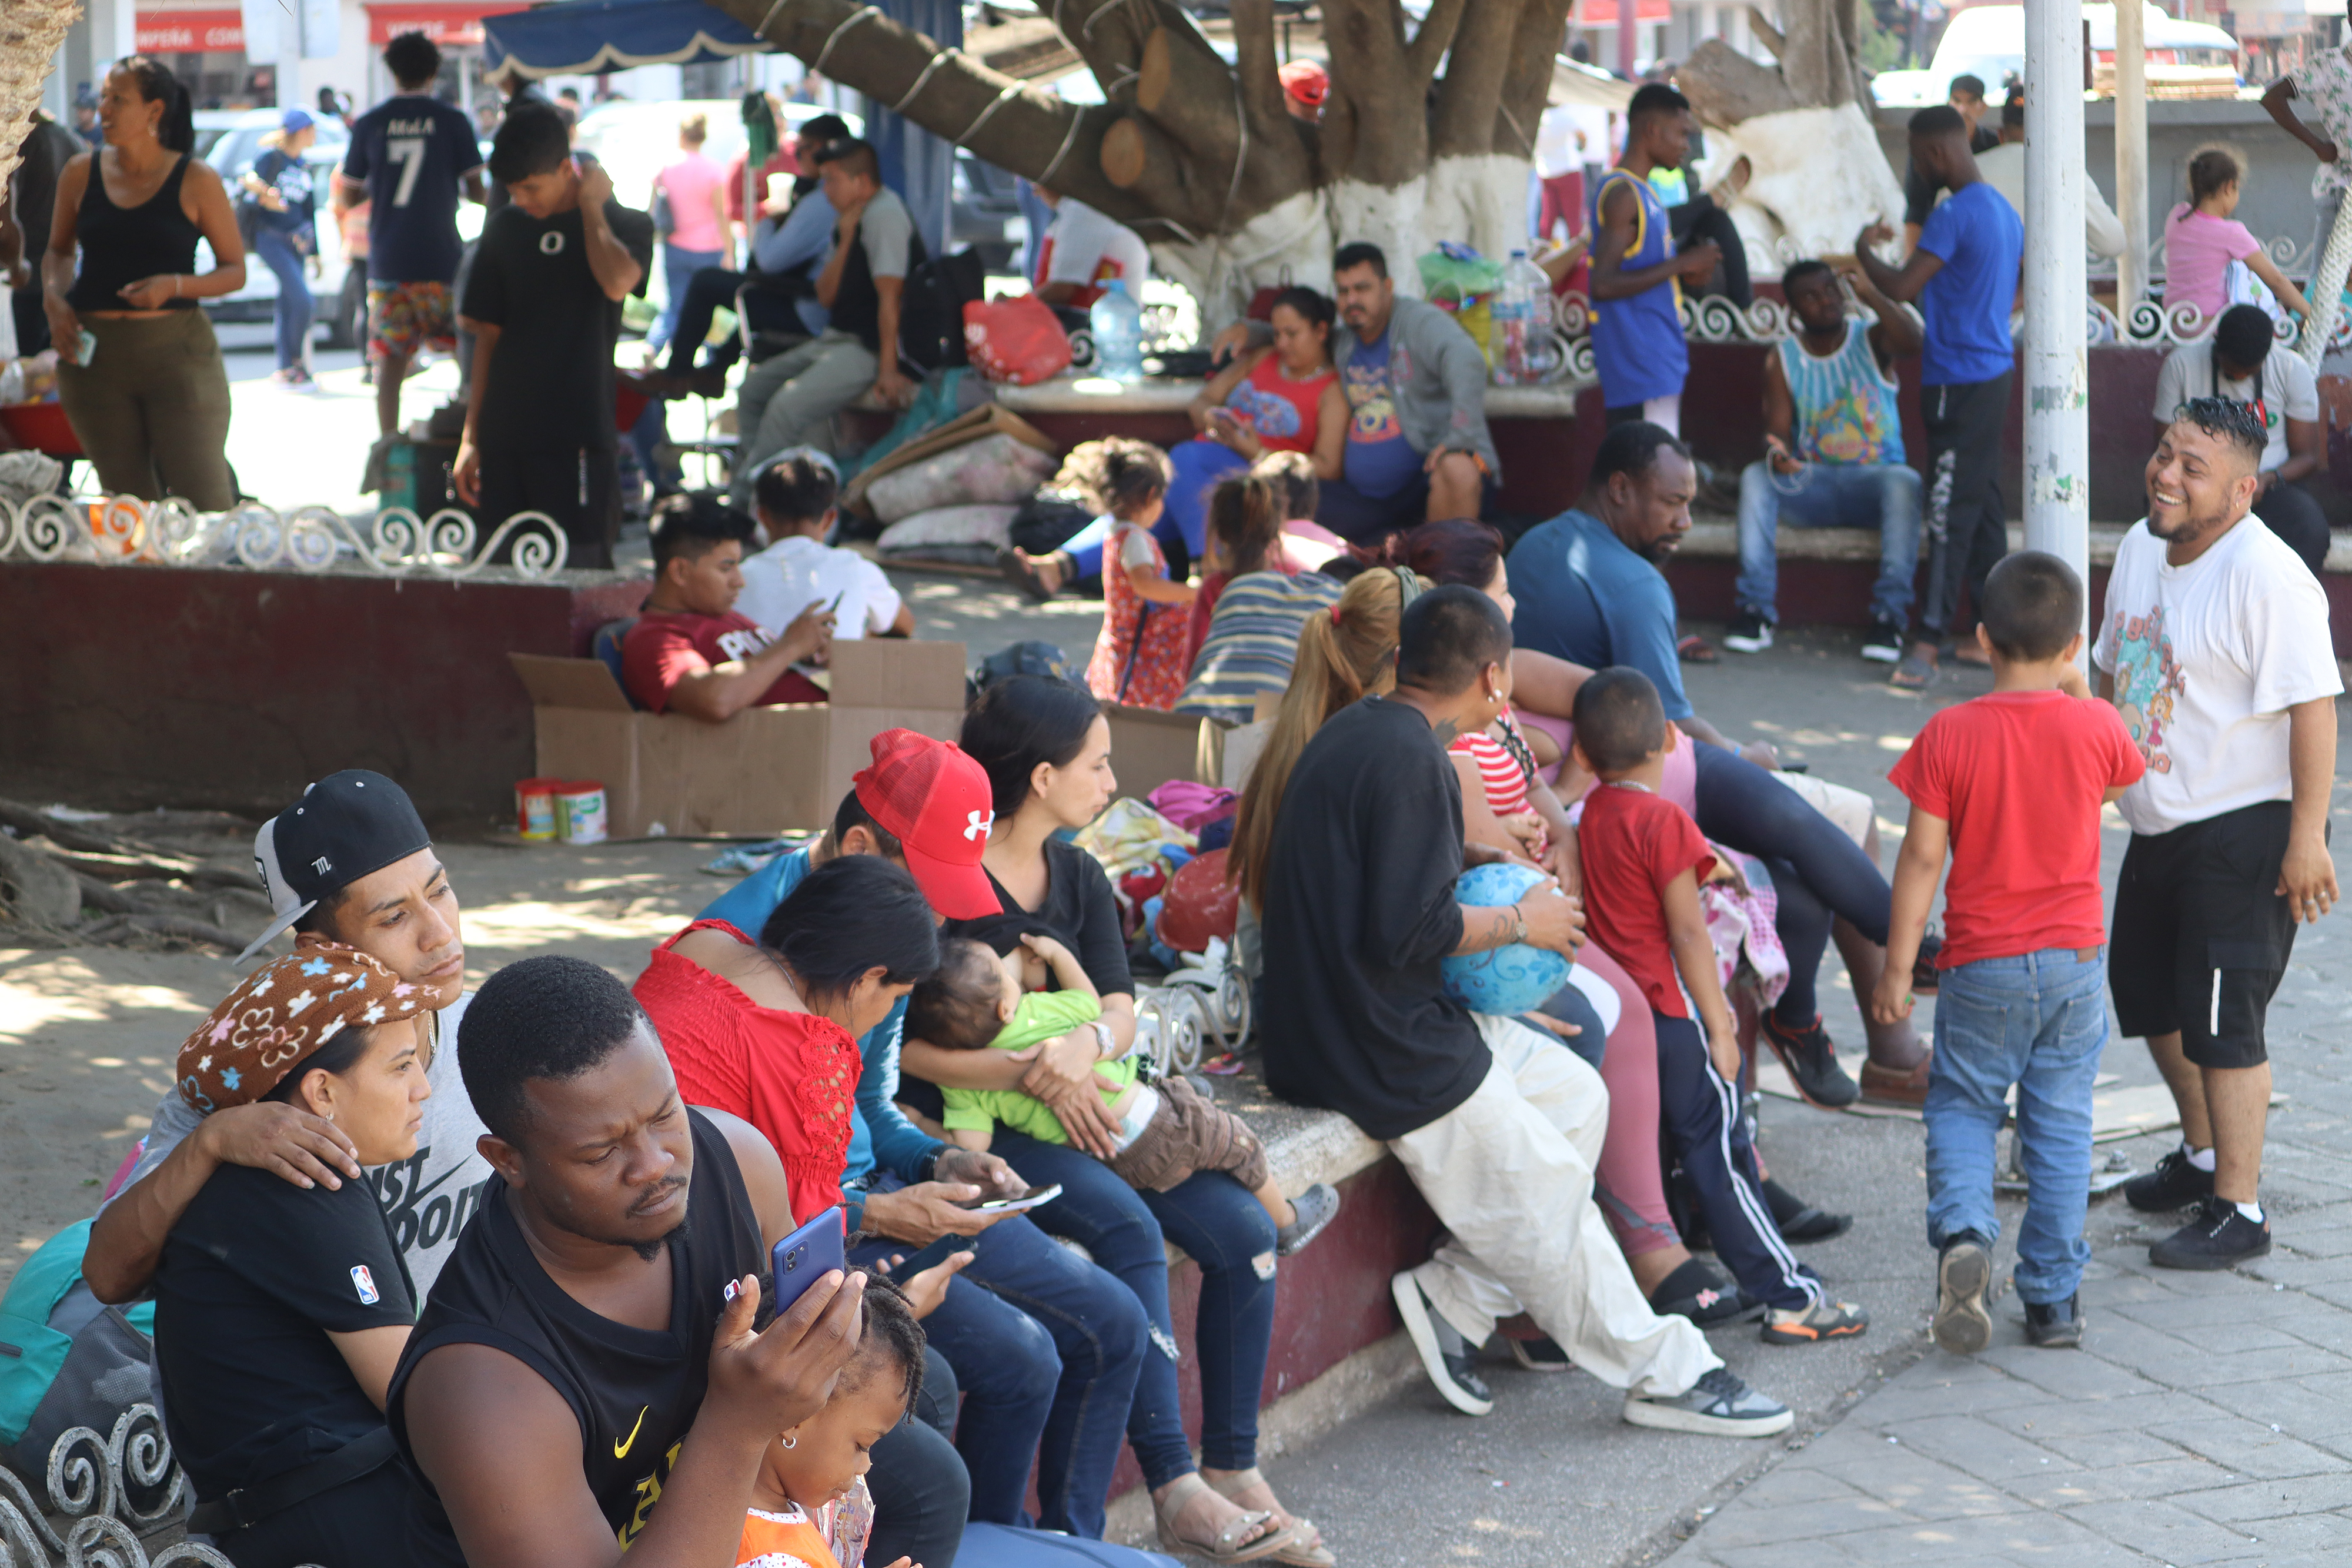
[238,771,430,962]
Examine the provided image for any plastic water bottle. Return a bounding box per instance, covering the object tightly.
[1491,250,1553,386]
[1090,278,1145,383]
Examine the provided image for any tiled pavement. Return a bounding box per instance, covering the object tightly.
[1662,917,2352,1568]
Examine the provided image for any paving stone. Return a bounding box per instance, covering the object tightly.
[2144,1416,2351,1480]
[2023,1427,2193,1468]
[2060,1498,2279,1563]
[2157,1342,2352,1388]
[2171,1472,2352,1525]
[2002,1457,2239,1509]
[1870,1413,2080,1485]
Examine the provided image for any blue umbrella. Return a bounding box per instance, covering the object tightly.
[481,0,766,77]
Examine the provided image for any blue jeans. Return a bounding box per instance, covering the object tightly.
[1924,948,2108,1306]
[254,227,312,372]
[902,1203,1148,1536]
[1733,460,1920,627]
[650,243,724,351]
[996,1134,1279,1492]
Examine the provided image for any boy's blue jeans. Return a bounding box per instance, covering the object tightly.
[1924,947,2107,1306]
[1735,459,1920,627]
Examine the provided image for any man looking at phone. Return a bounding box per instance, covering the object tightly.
[390,955,900,1568]
[453,102,653,570]
[694,730,1156,1533]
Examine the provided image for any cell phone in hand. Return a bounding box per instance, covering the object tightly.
[884,1232,978,1279]
[766,1205,846,1318]
[956,1183,1063,1214]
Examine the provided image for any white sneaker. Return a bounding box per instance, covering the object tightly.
[1722,613,1773,653]
[1623,1368,1793,1436]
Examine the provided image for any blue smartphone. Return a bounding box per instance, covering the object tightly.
[769,1205,847,1318]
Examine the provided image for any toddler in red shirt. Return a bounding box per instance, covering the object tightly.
[1572,669,1870,1349]
[1873,553,2144,1355]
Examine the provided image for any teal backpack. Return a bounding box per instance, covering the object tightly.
[0,1221,159,1486]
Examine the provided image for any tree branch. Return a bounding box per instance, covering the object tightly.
[1406,0,1476,85]
[1494,0,1574,156]
[1429,0,1519,159]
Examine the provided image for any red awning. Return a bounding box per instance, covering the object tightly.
[135,9,245,52]
[366,2,532,47]
[1578,0,1675,22]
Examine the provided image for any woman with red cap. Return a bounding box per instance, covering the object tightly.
[153,945,432,1568]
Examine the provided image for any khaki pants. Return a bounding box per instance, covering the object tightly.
[728,329,877,504]
[55,311,235,509]
[1390,1014,1721,1399]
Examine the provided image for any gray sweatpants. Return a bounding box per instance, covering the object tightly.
[728,328,876,503]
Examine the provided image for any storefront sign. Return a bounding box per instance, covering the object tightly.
[365,2,531,47]
[134,8,245,52]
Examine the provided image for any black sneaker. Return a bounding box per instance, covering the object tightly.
[1861,617,1906,664]
[1391,1272,1493,1415]
[1910,929,1943,994]
[1762,1178,1853,1242]
[1649,1257,1767,1326]
[2024,1294,2084,1349]
[2150,1197,2271,1271]
[2124,1148,2216,1213]
[1722,611,1775,653]
[1933,1232,1993,1355]
[1760,1012,1859,1108]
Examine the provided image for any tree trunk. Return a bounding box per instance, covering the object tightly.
[1,0,82,192]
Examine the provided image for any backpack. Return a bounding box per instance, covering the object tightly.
[898,246,986,372]
[0,1221,162,1496]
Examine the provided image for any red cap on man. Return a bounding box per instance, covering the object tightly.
[1278,60,1329,109]
[853,730,1003,920]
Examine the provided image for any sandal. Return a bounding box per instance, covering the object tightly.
[1676,633,1719,665]
[1889,648,1936,690]
[1202,1468,1334,1567]
[1154,1473,1299,1564]
[996,546,1065,603]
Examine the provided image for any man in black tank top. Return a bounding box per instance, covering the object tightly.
[387,956,867,1568]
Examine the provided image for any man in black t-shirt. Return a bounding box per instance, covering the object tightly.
[454,105,653,570]
[1257,587,1792,1436]
[387,955,870,1568]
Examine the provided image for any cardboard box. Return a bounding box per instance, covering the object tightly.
[507,639,970,838]
[1102,703,1225,804]
[841,403,1060,517]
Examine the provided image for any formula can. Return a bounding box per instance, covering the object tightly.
[554,781,607,845]
[515,778,561,840]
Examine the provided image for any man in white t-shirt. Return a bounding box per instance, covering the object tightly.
[2096,398,2342,1271]
[2150,305,2328,577]
[1031,185,1151,310]
[737,451,913,640]
[83,772,492,1305]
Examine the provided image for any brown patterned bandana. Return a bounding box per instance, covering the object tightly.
[178,938,427,1112]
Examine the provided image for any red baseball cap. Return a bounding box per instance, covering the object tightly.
[1278,61,1329,108]
[854,730,1003,921]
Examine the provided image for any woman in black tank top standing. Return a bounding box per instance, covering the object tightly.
[41,56,243,509]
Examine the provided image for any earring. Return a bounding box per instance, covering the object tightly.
[781,1433,797,1450]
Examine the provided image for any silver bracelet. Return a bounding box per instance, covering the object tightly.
[1506,908,1528,947]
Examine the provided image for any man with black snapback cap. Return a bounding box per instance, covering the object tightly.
[86,771,492,1306]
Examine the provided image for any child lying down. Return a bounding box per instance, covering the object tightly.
[910,928,1338,1256]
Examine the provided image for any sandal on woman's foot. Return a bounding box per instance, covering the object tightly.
[1890,648,1937,690]
[1202,1468,1335,1567]
[1154,1474,1299,1564]
[1676,633,1719,665]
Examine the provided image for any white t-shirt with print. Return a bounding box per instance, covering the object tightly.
[1039,197,1152,296]
[2093,516,2341,836]
[736,534,904,641]
[106,992,492,1301]
[2151,345,2319,476]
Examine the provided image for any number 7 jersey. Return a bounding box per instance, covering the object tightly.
[342,91,486,285]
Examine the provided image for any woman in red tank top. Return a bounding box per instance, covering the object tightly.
[633,857,940,1222]
[1162,287,1349,566]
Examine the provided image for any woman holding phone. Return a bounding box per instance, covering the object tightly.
[632,854,973,1568]
[900,676,1328,1566]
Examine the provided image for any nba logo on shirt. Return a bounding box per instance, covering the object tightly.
[351,1265,380,1305]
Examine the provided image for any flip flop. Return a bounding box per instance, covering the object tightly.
[1890,649,1936,690]
[1677,634,1719,665]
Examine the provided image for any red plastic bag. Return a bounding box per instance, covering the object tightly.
[964,294,1073,385]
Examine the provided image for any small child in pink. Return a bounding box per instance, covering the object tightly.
[2161,148,2311,325]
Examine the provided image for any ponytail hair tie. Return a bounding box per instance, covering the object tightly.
[1329,603,1344,625]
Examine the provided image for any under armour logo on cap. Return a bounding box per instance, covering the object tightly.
[964,810,993,842]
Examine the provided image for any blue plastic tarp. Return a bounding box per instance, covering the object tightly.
[482,0,767,78]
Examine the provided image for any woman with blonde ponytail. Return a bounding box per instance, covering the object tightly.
[1228,564,1423,914]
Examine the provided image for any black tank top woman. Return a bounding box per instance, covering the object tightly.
[387,1109,766,1559]
[65,152,203,313]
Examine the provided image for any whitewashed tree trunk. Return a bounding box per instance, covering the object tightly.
[1,0,83,190]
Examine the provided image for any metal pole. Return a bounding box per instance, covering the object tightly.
[2114,0,2149,322]
[2023,0,2089,614]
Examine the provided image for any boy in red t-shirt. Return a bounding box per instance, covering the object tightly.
[1873,552,2144,1355]
[619,493,836,719]
[1573,669,1870,1348]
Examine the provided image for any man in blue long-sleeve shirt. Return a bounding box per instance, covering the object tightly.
[647,113,848,395]
[698,731,1156,1531]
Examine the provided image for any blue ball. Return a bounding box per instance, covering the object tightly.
[1440,861,1574,1016]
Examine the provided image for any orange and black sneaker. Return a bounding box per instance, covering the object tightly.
[1759,1297,1870,1346]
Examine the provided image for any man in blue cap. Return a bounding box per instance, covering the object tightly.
[84,771,490,1306]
